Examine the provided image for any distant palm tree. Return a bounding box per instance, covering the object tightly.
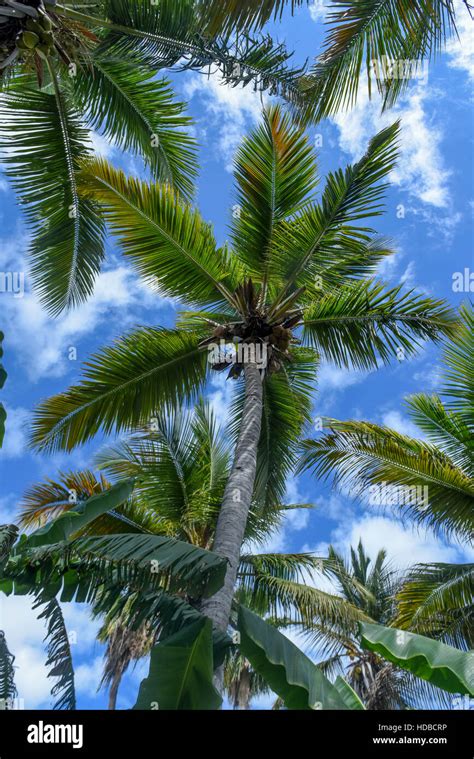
[299,303,473,652]
[302,541,451,709]
[0,0,304,314]
[29,106,457,673]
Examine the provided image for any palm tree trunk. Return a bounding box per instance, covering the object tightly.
[201,362,263,634]
[108,670,122,710]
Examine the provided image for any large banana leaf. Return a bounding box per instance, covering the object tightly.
[133,618,221,710]
[334,676,365,710]
[70,533,228,598]
[237,605,348,709]
[23,479,136,549]
[360,623,474,696]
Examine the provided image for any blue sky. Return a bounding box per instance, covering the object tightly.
[0,1,472,710]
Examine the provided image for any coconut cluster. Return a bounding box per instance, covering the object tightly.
[0,0,57,73]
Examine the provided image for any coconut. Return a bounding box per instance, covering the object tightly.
[21,31,39,49]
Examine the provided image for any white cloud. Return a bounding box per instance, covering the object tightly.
[309,0,330,21]
[0,594,103,708]
[326,514,469,568]
[332,83,451,208]
[413,364,442,391]
[0,494,19,523]
[88,131,118,160]
[399,260,416,287]
[381,410,420,438]
[1,406,30,459]
[446,1,474,83]
[182,74,266,170]
[0,228,171,382]
[74,656,103,698]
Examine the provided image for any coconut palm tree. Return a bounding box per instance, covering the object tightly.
[29,107,457,673]
[300,541,453,709]
[299,303,473,652]
[0,0,305,315]
[20,400,344,709]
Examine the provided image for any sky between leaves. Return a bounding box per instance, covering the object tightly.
[0,0,473,709]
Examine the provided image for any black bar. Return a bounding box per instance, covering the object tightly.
[0,709,470,757]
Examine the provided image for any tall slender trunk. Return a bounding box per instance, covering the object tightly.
[201,363,263,636]
[108,671,122,710]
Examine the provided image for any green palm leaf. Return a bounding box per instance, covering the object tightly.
[34,597,76,710]
[302,281,458,370]
[72,58,197,199]
[69,533,227,598]
[79,158,238,308]
[133,618,221,710]
[24,478,136,549]
[201,0,308,33]
[270,122,400,304]
[237,604,349,709]
[301,0,458,121]
[406,393,473,475]
[444,303,474,429]
[299,419,474,540]
[30,328,208,453]
[0,75,105,315]
[395,563,474,649]
[0,630,16,705]
[231,105,317,288]
[95,0,306,102]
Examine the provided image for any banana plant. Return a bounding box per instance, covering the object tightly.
[0,477,229,708]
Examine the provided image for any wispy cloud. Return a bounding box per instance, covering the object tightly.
[182,74,266,170]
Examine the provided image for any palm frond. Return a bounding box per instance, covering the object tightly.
[394,563,474,649]
[443,303,474,430]
[72,58,197,198]
[270,122,400,304]
[0,74,105,315]
[406,393,473,476]
[302,280,458,370]
[299,419,474,540]
[300,0,458,121]
[201,0,308,33]
[79,158,238,309]
[0,631,16,704]
[231,105,317,289]
[30,328,208,453]
[96,0,306,102]
[34,597,76,710]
